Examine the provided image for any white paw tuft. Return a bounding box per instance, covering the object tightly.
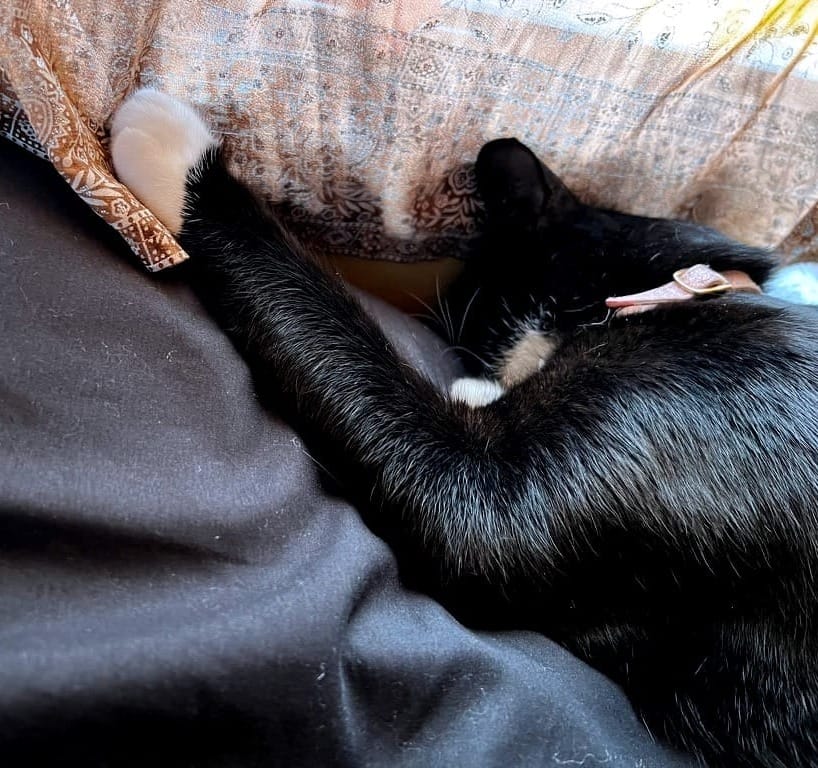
[764,263,818,306]
[110,88,218,234]
[449,377,505,408]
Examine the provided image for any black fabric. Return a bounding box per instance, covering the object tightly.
[0,139,691,767]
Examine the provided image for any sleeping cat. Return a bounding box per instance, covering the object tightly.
[111,89,818,767]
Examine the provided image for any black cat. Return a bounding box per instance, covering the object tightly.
[111,90,818,767]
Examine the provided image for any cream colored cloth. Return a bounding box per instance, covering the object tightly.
[1,0,817,271]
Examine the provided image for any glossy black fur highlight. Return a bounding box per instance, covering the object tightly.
[177,140,818,767]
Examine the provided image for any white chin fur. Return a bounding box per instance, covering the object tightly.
[449,377,505,408]
[110,88,218,234]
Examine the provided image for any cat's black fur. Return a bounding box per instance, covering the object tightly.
[177,138,818,767]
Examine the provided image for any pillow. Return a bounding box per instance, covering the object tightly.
[2,0,817,277]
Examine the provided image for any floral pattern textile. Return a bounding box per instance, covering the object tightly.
[1,0,817,271]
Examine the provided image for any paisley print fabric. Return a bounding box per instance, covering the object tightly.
[1,0,817,271]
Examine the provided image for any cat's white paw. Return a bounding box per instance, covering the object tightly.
[110,88,217,234]
[449,377,505,408]
[764,263,818,306]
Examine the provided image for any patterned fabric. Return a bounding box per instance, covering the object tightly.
[1,0,817,271]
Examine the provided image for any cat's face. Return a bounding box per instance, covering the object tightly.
[474,138,747,305]
[460,138,772,375]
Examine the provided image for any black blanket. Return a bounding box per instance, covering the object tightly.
[0,140,691,767]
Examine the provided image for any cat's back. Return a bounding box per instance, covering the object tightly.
[510,294,818,537]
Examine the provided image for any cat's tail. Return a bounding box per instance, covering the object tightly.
[110,88,219,235]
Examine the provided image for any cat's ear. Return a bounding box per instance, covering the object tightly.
[475,138,577,224]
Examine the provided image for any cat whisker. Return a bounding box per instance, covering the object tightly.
[456,287,481,345]
[436,277,456,344]
[410,310,443,326]
[444,344,493,371]
[409,293,447,335]
[579,309,614,328]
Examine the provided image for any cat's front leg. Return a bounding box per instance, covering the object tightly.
[110,90,567,598]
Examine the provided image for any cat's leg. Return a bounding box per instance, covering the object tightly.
[110,89,565,594]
